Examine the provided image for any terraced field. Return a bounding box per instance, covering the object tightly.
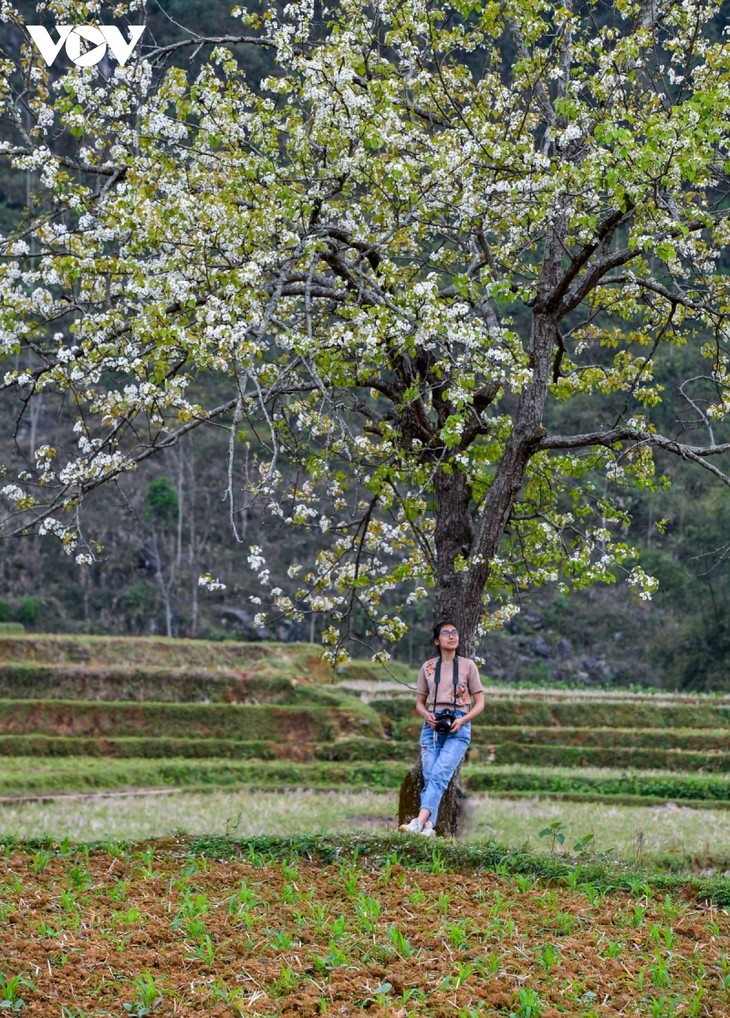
[3,634,730,1016]
[1,633,729,814]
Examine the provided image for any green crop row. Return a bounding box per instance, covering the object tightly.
[1,756,728,806]
[0,734,411,762]
[0,634,402,685]
[488,741,730,773]
[0,756,408,796]
[0,665,351,704]
[396,721,730,751]
[0,634,277,668]
[466,765,730,802]
[375,697,730,730]
[0,698,382,740]
[1,728,727,772]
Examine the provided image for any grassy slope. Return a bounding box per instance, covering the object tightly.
[2,633,729,807]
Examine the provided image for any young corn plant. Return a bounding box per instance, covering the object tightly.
[537,942,561,972]
[29,849,53,874]
[272,966,296,997]
[386,924,415,960]
[354,894,381,936]
[339,864,360,897]
[445,918,474,950]
[123,970,166,1015]
[0,973,36,1011]
[440,961,476,990]
[108,880,129,903]
[227,881,260,929]
[133,846,157,880]
[187,933,217,966]
[509,986,543,1017]
[207,977,246,1010]
[67,864,93,892]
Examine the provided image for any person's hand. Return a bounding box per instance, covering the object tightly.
[425,712,437,729]
[450,717,465,733]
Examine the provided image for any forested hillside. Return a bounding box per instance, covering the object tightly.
[0,0,728,688]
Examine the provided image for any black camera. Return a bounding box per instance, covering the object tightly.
[434,709,456,734]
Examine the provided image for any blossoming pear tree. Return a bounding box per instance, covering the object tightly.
[0,0,728,659]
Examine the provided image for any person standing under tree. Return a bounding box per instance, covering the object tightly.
[399,621,485,836]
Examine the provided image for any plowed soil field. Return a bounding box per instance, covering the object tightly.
[2,838,729,1016]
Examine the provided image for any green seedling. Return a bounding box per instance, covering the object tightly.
[281,859,299,881]
[30,850,53,874]
[632,903,648,928]
[281,882,298,904]
[339,865,359,897]
[648,923,675,950]
[108,880,129,903]
[0,972,35,1011]
[126,970,165,1013]
[429,849,447,875]
[207,977,246,1008]
[445,918,473,949]
[58,888,78,912]
[644,994,681,1017]
[184,917,207,939]
[572,832,595,856]
[272,966,296,995]
[436,891,451,915]
[509,986,543,1017]
[133,846,157,879]
[189,933,217,965]
[600,938,624,959]
[386,924,414,959]
[538,942,560,970]
[227,881,260,928]
[440,961,475,990]
[356,983,392,1008]
[648,952,673,989]
[354,894,381,934]
[317,943,348,971]
[538,820,566,853]
[113,907,142,926]
[552,911,575,935]
[379,853,402,883]
[177,889,209,922]
[269,929,296,950]
[67,865,93,891]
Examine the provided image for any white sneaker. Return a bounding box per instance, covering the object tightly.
[399,817,422,833]
[420,821,435,837]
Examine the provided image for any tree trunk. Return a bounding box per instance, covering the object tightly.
[398,758,463,837]
[431,312,559,652]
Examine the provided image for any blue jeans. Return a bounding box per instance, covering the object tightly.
[420,712,471,825]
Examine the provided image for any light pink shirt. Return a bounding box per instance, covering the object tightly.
[416,656,483,712]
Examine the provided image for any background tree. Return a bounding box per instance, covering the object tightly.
[0,0,728,661]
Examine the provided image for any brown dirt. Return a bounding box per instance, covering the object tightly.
[2,839,729,1016]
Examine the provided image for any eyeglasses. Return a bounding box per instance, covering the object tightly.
[439,629,459,637]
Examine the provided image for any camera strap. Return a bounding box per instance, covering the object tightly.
[432,656,459,714]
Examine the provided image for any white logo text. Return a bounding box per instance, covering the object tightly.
[27,25,146,68]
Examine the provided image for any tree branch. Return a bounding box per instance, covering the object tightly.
[540,429,730,483]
